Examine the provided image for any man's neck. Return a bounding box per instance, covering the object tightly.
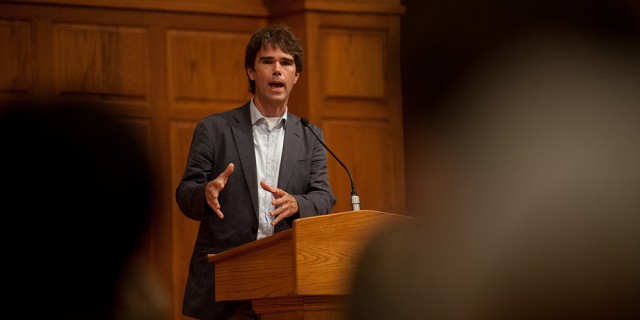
[253,97,286,117]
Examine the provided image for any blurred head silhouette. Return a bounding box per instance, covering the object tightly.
[0,100,158,319]
[349,0,640,319]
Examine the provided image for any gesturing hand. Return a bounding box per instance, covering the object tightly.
[205,163,234,219]
[260,180,299,226]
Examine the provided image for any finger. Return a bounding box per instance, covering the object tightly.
[271,203,287,215]
[270,203,293,222]
[213,198,224,219]
[214,208,224,219]
[272,193,294,209]
[260,180,277,193]
[206,197,225,219]
[272,213,286,226]
[220,163,235,180]
[271,197,285,207]
[270,205,289,225]
[261,181,286,200]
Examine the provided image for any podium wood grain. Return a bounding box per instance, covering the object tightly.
[208,210,408,318]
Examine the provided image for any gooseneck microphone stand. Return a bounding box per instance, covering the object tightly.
[301,118,361,211]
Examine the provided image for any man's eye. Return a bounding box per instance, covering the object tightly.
[281,61,293,66]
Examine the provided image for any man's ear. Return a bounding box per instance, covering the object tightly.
[247,67,255,80]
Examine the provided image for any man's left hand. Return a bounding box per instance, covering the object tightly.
[260,181,299,226]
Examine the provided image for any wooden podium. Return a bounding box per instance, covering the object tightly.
[207,210,407,319]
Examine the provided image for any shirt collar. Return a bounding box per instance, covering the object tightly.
[250,98,288,127]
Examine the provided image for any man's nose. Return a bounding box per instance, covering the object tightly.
[272,62,282,75]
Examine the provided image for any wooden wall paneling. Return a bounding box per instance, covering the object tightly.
[34,15,56,98]
[384,12,406,215]
[319,24,389,120]
[169,120,200,320]
[4,0,269,17]
[0,4,58,100]
[322,27,386,100]
[166,28,253,119]
[53,22,151,115]
[317,12,405,214]
[0,19,33,100]
[266,0,404,16]
[147,15,173,312]
[323,119,398,213]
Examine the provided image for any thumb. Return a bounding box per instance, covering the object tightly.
[221,163,235,180]
[260,180,276,192]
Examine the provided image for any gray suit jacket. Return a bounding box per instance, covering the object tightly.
[176,102,336,319]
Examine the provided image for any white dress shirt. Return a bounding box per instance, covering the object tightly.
[250,100,287,240]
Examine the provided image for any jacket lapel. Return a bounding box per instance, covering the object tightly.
[231,104,259,217]
[278,115,302,191]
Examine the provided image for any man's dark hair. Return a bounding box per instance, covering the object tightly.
[244,24,304,94]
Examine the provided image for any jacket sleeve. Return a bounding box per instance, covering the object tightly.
[175,120,214,221]
[293,126,337,217]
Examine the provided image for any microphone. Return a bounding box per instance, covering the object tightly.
[300,118,361,211]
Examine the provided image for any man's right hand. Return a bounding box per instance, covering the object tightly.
[205,163,234,219]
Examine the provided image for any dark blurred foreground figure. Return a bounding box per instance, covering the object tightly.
[348,0,640,319]
[0,100,169,319]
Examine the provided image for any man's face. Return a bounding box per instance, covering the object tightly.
[247,44,299,109]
